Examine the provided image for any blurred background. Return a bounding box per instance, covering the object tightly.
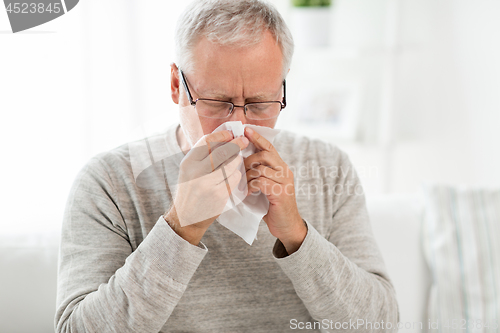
[2,0,500,233]
[1,0,500,331]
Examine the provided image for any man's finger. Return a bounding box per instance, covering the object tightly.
[188,130,234,162]
[203,141,239,171]
[215,153,243,180]
[243,150,282,172]
[219,162,243,193]
[248,177,275,197]
[204,130,234,152]
[203,136,248,171]
[246,164,285,184]
[244,127,274,152]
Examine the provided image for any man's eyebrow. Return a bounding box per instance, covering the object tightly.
[247,93,276,101]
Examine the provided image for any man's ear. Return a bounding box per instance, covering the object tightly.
[170,62,180,105]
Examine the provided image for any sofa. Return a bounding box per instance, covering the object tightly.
[0,193,427,332]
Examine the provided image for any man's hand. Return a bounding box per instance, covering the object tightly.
[244,127,307,254]
[164,130,249,245]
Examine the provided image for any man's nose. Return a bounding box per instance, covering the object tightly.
[228,106,248,124]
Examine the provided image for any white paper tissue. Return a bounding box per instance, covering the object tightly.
[212,121,281,245]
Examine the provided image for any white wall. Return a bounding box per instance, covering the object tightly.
[451,0,500,187]
[0,1,187,232]
[390,0,500,192]
[326,0,500,195]
[0,6,86,233]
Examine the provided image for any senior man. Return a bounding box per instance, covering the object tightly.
[56,0,399,332]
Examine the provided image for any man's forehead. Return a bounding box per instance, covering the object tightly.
[186,31,284,100]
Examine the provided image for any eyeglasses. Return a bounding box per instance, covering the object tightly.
[179,69,286,120]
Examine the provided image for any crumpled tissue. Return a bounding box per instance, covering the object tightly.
[212,121,281,245]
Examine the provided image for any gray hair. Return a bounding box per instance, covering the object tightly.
[174,0,294,79]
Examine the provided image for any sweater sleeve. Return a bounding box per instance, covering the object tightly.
[272,152,399,332]
[55,157,207,333]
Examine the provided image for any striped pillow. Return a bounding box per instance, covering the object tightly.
[422,185,500,332]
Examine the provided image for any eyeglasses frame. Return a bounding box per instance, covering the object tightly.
[179,68,286,119]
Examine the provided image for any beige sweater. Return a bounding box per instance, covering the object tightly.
[55,124,399,332]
